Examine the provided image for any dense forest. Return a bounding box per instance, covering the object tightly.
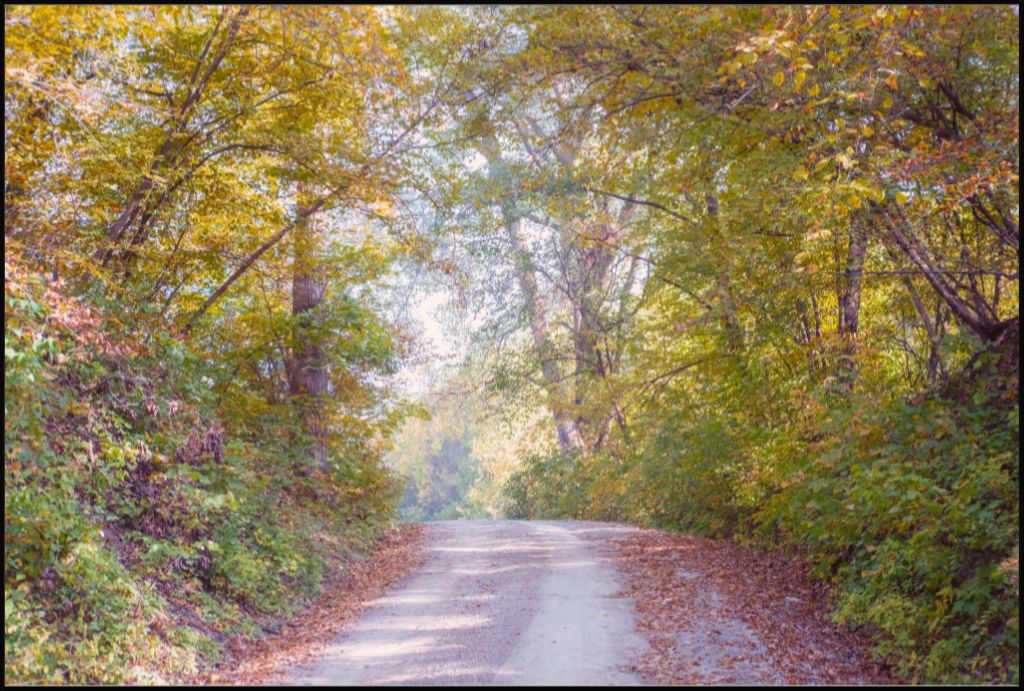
[4,5,1018,685]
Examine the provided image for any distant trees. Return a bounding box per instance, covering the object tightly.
[400,437,479,521]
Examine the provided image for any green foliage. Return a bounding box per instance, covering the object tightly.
[5,4,1019,687]
[5,241,402,683]
[5,537,170,685]
[501,372,1018,683]
[4,283,178,682]
[503,451,588,520]
[764,393,1019,683]
[387,374,516,522]
[399,437,480,521]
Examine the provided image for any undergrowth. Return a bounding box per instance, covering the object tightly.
[5,256,402,684]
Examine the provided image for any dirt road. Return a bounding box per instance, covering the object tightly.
[289,520,648,685]
[267,520,886,685]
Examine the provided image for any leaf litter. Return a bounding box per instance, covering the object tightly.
[605,527,896,685]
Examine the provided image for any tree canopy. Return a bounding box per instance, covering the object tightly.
[5,5,1018,685]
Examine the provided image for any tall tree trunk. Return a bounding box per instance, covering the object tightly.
[835,220,868,390]
[290,182,330,474]
[481,138,583,452]
[568,199,636,450]
[705,193,743,354]
[506,215,583,452]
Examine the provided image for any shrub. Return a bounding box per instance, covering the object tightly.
[5,255,403,683]
[764,393,1019,683]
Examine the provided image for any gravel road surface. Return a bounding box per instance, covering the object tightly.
[289,520,647,685]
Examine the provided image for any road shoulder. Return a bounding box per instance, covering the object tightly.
[607,527,895,684]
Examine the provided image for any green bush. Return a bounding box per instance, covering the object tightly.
[4,529,171,684]
[764,394,1019,683]
[500,371,1019,683]
[503,451,588,519]
[5,258,403,683]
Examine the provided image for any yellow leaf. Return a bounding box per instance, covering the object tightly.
[793,166,809,181]
[773,71,786,87]
[794,71,807,89]
[895,192,909,204]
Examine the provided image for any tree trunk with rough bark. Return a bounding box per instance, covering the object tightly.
[290,182,330,474]
[835,221,868,390]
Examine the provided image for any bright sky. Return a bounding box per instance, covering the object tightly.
[394,288,462,398]
[412,290,455,357]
